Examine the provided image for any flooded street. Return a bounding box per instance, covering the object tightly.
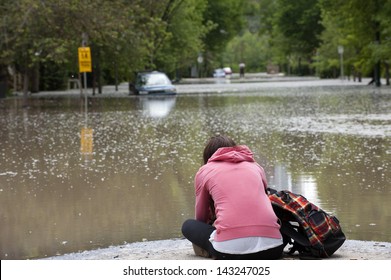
[1,81,391,259]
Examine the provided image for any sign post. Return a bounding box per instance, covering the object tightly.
[78,46,92,127]
[78,35,93,159]
[78,46,92,93]
[78,47,92,73]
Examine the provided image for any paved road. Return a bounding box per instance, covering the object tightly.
[16,76,374,98]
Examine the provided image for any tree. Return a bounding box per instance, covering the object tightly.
[318,0,390,85]
[0,0,212,97]
[221,0,276,73]
[271,0,324,75]
[223,30,271,72]
[379,0,391,85]
[144,0,211,78]
[0,0,147,99]
[202,0,245,74]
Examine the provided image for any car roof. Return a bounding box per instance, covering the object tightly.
[138,71,164,75]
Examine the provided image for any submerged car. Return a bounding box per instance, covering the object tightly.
[223,67,232,75]
[213,67,233,78]
[130,71,176,95]
[213,68,226,78]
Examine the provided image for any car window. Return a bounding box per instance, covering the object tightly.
[137,73,171,86]
[136,75,147,86]
[147,74,171,85]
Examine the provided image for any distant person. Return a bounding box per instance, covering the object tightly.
[239,62,245,78]
[181,135,283,260]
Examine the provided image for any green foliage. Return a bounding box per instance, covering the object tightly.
[220,0,391,80]
[154,0,210,77]
[202,0,245,72]
[0,0,212,90]
[220,0,325,75]
[275,0,323,53]
[317,0,391,79]
[1,0,391,90]
[221,0,278,72]
[223,31,271,72]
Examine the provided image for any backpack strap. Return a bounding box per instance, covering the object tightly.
[280,221,313,255]
[280,222,311,248]
[266,187,277,195]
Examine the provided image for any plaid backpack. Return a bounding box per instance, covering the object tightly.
[267,188,346,258]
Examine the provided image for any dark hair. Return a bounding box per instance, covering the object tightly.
[203,135,236,164]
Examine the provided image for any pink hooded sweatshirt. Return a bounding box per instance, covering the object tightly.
[195,145,281,242]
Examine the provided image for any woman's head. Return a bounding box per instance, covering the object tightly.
[203,135,236,164]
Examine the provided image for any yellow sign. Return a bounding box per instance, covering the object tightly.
[80,127,93,154]
[78,47,92,73]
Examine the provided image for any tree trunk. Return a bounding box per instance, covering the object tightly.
[92,69,96,95]
[374,29,381,87]
[374,61,381,87]
[30,64,40,93]
[298,57,302,76]
[385,62,390,86]
[22,72,29,107]
[97,68,102,94]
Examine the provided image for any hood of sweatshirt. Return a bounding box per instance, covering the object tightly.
[207,145,255,163]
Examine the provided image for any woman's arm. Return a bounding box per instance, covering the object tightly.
[194,173,211,223]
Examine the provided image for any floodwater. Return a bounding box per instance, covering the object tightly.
[0,84,390,259]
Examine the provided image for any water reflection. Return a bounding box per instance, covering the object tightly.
[271,164,292,190]
[294,175,320,207]
[270,164,321,207]
[213,77,231,84]
[138,96,176,118]
[0,86,391,259]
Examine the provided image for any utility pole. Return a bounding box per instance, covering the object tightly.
[338,46,344,80]
[82,33,88,93]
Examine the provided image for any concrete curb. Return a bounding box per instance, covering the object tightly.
[44,238,391,260]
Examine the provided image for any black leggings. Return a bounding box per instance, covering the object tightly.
[181,219,284,260]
